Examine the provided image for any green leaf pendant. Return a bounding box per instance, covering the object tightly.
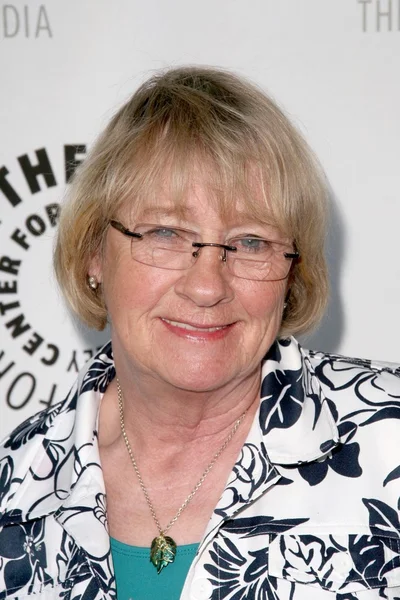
[150,534,177,573]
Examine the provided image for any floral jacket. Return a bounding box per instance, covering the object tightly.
[1,338,400,600]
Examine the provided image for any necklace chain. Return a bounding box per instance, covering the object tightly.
[117,377,247,537]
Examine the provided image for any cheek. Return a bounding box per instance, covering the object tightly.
[103,261,176,317]
[238,280,287,321]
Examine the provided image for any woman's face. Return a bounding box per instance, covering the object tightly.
[90,186,289,393]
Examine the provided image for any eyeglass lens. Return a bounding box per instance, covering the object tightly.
[127,225,295,281]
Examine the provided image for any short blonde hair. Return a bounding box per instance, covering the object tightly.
[54,66,329,336]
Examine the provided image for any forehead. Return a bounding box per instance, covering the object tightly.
[123,177,281,228]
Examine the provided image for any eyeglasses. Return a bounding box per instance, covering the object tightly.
[109,220,299,282]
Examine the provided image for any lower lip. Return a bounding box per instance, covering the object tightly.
[160,319,235,341]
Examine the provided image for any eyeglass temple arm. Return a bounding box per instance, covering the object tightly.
[284,251,300,260]
[110,220,143,239]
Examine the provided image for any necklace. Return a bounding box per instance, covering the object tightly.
[117,377,247,573]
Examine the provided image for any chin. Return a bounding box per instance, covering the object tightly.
[160,361,247,394]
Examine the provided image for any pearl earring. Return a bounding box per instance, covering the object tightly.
[88,276,99,290]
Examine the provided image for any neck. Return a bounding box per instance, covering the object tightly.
[99,344,261,450]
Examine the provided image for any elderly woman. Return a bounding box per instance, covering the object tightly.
[1,67,400,600]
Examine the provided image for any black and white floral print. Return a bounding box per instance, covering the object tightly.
[1,338,400,599]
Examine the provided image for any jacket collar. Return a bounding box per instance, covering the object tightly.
[0,338,339,527]
[259,337,339,465]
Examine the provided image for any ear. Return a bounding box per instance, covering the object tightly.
[88,250,103,284]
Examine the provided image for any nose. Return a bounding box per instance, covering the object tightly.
[174,245,235,307]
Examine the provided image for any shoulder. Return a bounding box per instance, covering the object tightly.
[0,341,114,514]
[295,347,400,525]
[302,345,400,432]
[0,341,114,453]
[0,389,74,456]
[306,346,400,378]
[305,346,400,394]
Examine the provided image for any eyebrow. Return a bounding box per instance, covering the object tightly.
[138,206,270,221]
[138,206,191,219]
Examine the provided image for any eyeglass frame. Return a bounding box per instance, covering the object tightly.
[109,219,300,280]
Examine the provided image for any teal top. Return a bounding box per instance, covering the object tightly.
[110,537,199,600]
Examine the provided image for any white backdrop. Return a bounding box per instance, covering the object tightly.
[1,0,399,438]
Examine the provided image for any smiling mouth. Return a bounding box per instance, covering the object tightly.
[161,318,231,332]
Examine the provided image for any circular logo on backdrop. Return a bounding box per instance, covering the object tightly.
[0,144,109,437]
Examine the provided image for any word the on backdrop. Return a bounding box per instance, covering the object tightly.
[358,0,400,31]
[0,145,86,208]
[1,4,52,38]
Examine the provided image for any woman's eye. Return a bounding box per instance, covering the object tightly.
[149,227,179,238]
[235,237,270,252]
